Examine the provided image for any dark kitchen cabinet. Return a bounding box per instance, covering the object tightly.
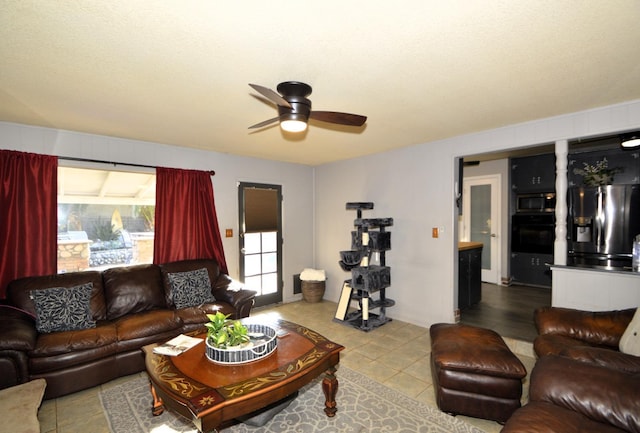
[511,154,556,193]
[459,243,482,309]
[511,252,552,288]
[568,148,640,187]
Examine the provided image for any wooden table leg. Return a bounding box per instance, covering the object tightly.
[322,366,339,417]
[149,381,165,416]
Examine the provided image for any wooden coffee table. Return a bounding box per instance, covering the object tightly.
[143,320,344,432]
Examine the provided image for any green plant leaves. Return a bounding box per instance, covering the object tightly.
[205,312,250,349]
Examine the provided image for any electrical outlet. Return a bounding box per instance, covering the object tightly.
[432,227,439,238]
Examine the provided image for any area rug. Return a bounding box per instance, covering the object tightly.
[99,367,484,433]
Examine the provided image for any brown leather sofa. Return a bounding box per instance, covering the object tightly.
[502,354,640,433]
[534,306,640,374]
[0,258,256,399]
[502,306,640,432]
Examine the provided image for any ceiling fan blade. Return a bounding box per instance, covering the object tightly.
[248,116,280,129]
[310,111,367,126]
[248,84,292,108]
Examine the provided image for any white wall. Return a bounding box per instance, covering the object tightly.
[0,121,315,303]
[314,99,640,328]
[3,99,639,324]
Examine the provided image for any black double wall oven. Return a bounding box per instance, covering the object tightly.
[512,193,556,255]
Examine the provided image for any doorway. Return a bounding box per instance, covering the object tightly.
[238,182,283,307]
[462,175,501,284]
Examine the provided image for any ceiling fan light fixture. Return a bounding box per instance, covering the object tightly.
[621,132,640,148]
[280,119,308,133]
[248,82,367,133]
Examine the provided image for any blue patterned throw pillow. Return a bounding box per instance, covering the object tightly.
[30,283,96,333]
[167,268,215,309]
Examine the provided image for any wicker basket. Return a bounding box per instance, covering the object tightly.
[205,323,277,365]
[301,280,325,303]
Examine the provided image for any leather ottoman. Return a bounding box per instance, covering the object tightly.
[430,323,526,423]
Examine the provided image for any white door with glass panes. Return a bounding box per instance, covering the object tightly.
[238,183,283,307]
[462,175,501,284]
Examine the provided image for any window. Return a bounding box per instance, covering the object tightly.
[57,166,155,273]
[242,231,278,295]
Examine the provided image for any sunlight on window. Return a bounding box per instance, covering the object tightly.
[244,232,262,254]
[262,252,277,273]
[244,255,261,276]
[242,231,278,295]
[57,166,155,273]
[261,272,278,294]
[262,231,277,252]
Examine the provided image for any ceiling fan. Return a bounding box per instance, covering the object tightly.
[248,81,367,133]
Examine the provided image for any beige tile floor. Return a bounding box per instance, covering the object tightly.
[38,300,536,433]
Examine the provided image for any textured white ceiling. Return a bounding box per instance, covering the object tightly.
[1,1,639,165]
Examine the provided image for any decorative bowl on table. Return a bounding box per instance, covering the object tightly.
[205,323,277,365]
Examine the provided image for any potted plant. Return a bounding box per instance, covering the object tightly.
[573,157,623,187]
[204,311,250,349]
[203,312,278,365]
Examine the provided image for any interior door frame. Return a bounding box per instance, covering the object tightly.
[238,182,283,307]
[462,174,501,284]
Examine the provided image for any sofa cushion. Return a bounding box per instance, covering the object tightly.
[559,345,640,374]
[29,323,118,358]
[534,333,596,358]
[29,323,119,374]
[160,259,222,307]
[113,310,182,353]
[31,284,96,333]
[7,271,107,321]
[534,307,635,349]
[166,268,215,308]
[103,264,166,320]
[619,308,640,356]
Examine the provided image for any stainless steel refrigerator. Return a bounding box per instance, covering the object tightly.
[568,184,640,270]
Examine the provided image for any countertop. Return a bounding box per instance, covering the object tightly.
[550,264,640,277]
[458,241,483,251]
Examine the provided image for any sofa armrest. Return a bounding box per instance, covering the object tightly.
[227,290,257,319]
[211,274,257,318]
[0,306,37,351]
[534,306,635,348]
[0,306,37,390]
[210,272,233,299]
[530,355,640,433]
[0,350,30,390]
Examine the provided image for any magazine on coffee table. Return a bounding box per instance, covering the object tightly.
[153,334,204,356]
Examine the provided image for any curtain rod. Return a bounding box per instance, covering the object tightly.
[58,156,215,176]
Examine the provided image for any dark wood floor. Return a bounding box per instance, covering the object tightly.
[460,283,552,342]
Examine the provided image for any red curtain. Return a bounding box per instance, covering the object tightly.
[0,150,58,298]
[153,167,228,273]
